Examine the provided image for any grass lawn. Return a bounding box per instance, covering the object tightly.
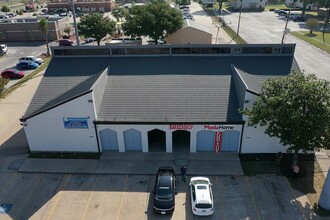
[240,154,330,217]
[290,31,330,54]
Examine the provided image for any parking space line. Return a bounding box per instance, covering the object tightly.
[117,175,128,220]
[0,172,16,199]
[81,175,99,220]
[47,174,71,220]
[285,177,305,216]
[14,173,43,219]
[245,176,262,220]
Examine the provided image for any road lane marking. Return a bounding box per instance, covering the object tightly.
[245,176,262,220]
[47,174,71,220]
[81,175,99,220]
[14,173,43,219]
[117,175,128,220]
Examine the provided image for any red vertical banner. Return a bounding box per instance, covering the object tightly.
[214,132,222,152]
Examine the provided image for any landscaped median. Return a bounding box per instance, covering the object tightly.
[290,31,330,54]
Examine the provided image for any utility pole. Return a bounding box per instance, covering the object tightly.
[281,10,291,44]
[70,0,80,46]
[237,0,243,37]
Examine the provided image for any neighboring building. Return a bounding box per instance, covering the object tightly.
[229,0,265,10]
[20,44,296,154]
[166,19,212,44]
[0,17,70,42]
[285,0,318,10]
[200,0,216,5]
[47,0,116,13]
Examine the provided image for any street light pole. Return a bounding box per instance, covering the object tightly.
[70,0,80,46]
[237,0,243,37]
[281,10,291,44]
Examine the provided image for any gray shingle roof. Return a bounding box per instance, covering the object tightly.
[22,52,294,123]
[98,74,240,122]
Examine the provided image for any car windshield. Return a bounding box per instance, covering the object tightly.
[155,186,173,199]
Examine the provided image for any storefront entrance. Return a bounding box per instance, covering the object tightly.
[172,130,190,153]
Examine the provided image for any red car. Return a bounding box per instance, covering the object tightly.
[58,39,74,46]
[1,69,25,79]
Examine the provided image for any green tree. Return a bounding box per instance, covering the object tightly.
[64,26,72,37]
[78,13,116,46]
[306,18,319,34]
[111,6,127,22]
[242,72,330,168]
[38,18,50,56]
[122,0,183,44]
[1,6,10,13]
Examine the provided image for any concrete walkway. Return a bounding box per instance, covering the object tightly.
[18,152,244,175]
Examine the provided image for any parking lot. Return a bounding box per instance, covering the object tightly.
[0,172,309,220]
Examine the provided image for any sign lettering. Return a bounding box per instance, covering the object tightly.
[204,125,234,131]
[214,132,222,152]
[169,124,193,130]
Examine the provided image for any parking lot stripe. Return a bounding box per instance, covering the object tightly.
[81,175,99,220]
[47,174,71,220]
[14,173,43,219]
[0,172,16,199]
[117,175,128,220]
[285,177,305,215]
[245,176,262,220]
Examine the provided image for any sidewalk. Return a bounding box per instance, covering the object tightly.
[18,152,245,176]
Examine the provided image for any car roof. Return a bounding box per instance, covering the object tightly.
[193,184,212,203]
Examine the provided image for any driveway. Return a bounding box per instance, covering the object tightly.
[223,11,330,81]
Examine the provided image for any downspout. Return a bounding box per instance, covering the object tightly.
[239,121,245,155]
[93,120,101,156]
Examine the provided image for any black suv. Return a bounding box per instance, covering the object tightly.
[153,167,176,214]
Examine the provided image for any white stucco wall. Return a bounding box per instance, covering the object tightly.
[24,93,99,153]
[240,92,287,153]
[97,124,243,153]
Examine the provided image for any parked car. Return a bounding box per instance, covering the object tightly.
[19,56,43,65]
[58,39,74,46]
[0,44,8,55]
[319,26,330,32]
[16,61,39,70]
[153,167,176,214]
[6,12,17,17]
[189,177,214,216]
[1,69,25,79]
[0,15,9,19]
[147,39,166,45]
[85,37,96,43]
[293,16,307,22]
[287,13,300,20]
[277,10,287,16]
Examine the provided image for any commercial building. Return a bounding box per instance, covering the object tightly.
[0,17,69,42]
[20,44,296,155]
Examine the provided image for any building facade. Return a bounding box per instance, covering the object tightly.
[20,44,296,155]
[47,0,116,13]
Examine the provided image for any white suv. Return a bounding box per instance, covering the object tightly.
[0,44,8,55]
[19,56,43,65]
[189,177,214,216]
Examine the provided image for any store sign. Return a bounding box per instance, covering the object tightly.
[169,124,193,130]
[63,117,88,129]
[214,132,222,152]
[204,125,234,131]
